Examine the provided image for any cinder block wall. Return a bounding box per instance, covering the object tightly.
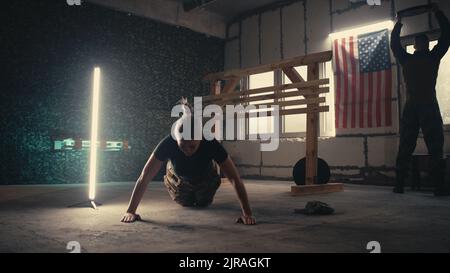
[222,0,450,184]
[0,0,224,184]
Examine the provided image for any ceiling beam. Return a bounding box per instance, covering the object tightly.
[229,0,303,24]
[183,0,218,12]
[85,0,226,38]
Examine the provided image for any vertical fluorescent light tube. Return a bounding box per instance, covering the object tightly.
[89,67,101,201]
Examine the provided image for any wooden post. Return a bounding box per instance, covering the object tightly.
[305,63,319,185]
[282,67,308,100]
[282,67,305,83]
[210,80,221,139]
[210,80,221,96]
[210,80,222,177]
[222,77,240,94]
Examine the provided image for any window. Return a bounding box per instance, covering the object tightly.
[281,63,336,137]
[406,41,450,125]
[248,72,275,135]
[245,63,336,138]
[320,61,336,137]
[282,66,308,134]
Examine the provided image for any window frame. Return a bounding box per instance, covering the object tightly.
[240,62,336,139]
[279,63,336,138]
[246,71,278,139]
[280,67,307,138]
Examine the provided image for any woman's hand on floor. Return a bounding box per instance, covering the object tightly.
[236,215,256,225]
[121,212,141,223]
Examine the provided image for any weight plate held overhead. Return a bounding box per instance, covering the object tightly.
[397,4,433,18]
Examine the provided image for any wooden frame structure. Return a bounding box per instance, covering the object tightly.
[203,51,343,196]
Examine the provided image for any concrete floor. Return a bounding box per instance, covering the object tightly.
[1,180,450,253]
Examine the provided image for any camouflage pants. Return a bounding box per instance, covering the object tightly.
[164,161,221,207]
[396,100,445,188]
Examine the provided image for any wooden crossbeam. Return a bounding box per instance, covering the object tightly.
[282,66,305,83]
[220,106,329,119]
[282,106,329,116]
[222,77,240,94]
[204,51,332,81]
[216,88,329,106]
[250,97,326,108]
[208,97,326,110]
[203,79,329,103]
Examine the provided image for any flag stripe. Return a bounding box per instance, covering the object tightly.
[385,69,392,127]
[349,36,357,129]
[380,70,386,127]
[341,38,349,129]
[359,74,365,128]
[376,71,382,127]
[354,40,361,128]
[333,39,341,129]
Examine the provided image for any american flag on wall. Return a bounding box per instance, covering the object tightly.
[332,29,393,129]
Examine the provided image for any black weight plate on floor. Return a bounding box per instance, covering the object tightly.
[293,157,331,185]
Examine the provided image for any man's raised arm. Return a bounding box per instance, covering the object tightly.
[391,16,408,64]
[432,5,450,59]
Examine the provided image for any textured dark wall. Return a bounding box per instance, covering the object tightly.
[0,0,224,184]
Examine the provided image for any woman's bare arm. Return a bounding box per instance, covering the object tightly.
[219,156,256,225]
[121,154,163,223]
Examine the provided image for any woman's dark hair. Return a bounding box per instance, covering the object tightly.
[174,97,202,140]
[177,97,193,113]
